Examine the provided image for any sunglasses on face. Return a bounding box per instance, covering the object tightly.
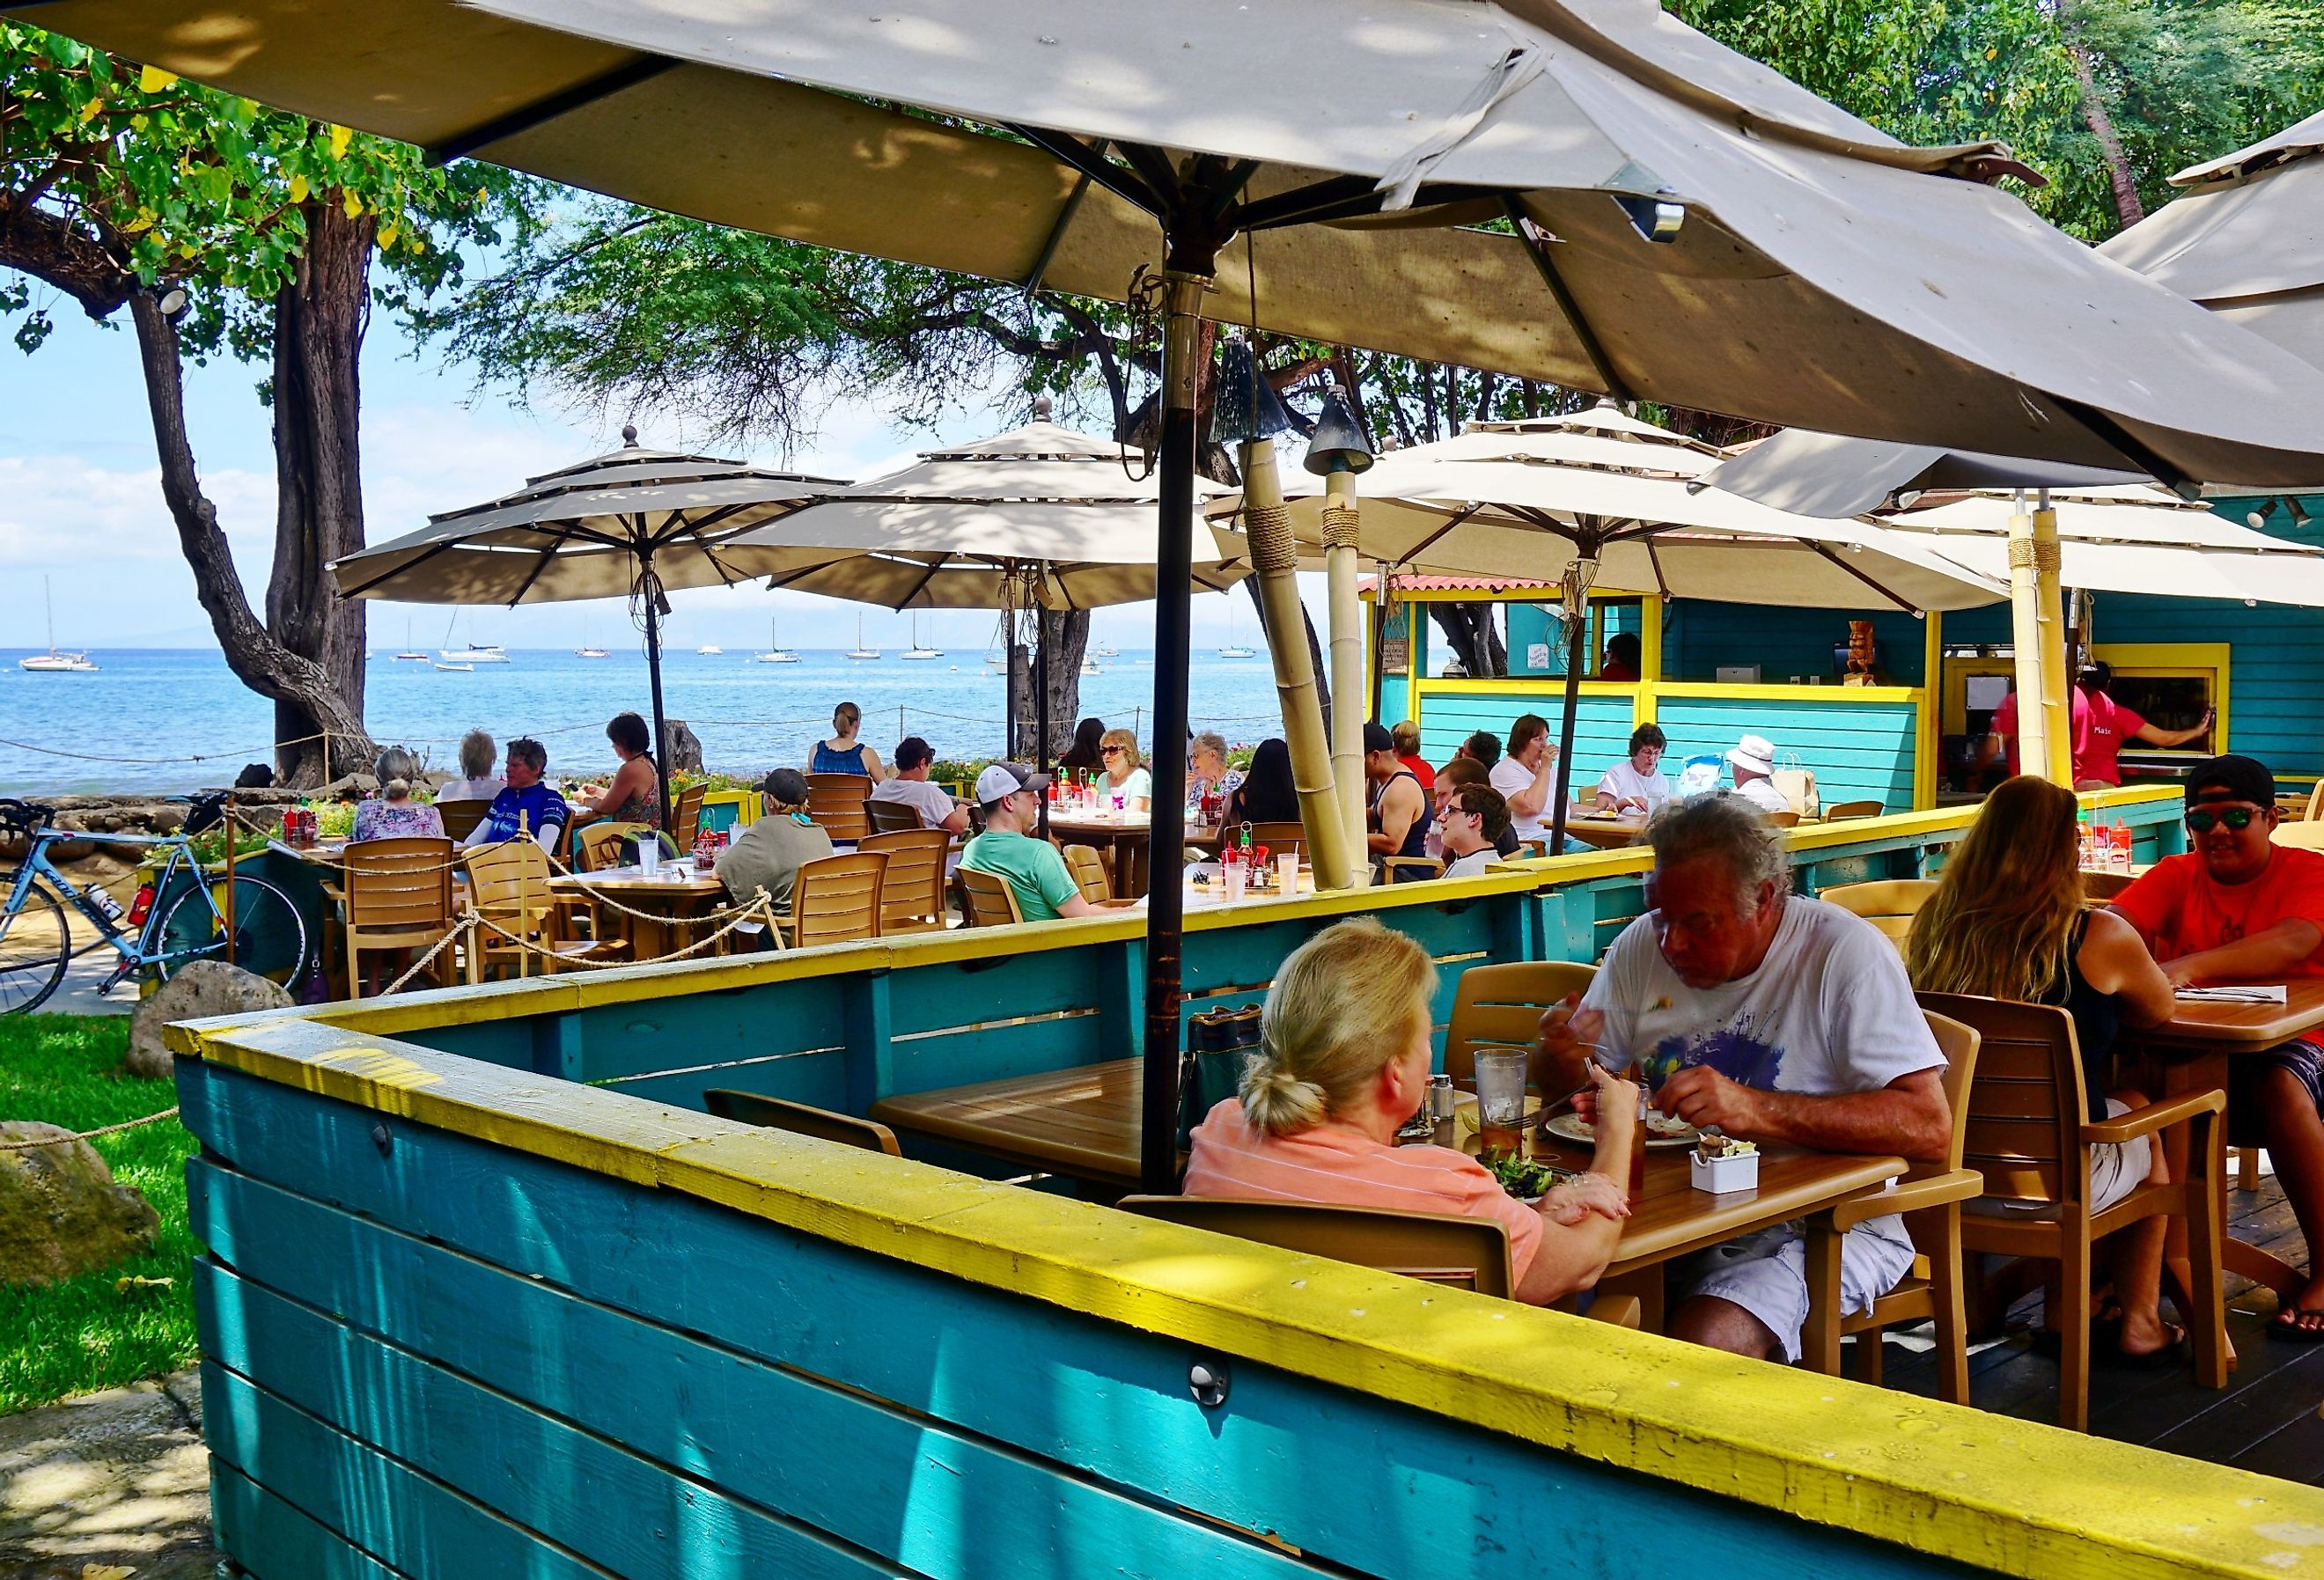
[2187,805,2256,833]
[1101,745,1124,756]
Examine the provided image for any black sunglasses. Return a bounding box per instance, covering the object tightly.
[1101,745,1124,755]
[2187,805,2256,833]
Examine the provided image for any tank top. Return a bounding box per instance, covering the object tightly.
[609,758,659,828]
[1370,769,1428,861]
[2037,913,2119,1123]
[813,739,872,776]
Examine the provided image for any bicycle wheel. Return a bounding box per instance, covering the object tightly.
[153,873,312,989]
[0,877,71,1014]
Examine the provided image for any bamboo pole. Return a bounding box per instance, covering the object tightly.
[1324,473,1366,860]
[1239,437,1356,889]
[2006,490,2063,784]
[2034,489,2073,787]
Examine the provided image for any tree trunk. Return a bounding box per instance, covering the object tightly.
[2065,33,2144,231]
[1039,609,1092,758]
[1428,603,1505,677]
[129,292,378,783]
[267,198,375,784]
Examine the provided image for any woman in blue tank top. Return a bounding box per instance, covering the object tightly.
[810,702,886,779]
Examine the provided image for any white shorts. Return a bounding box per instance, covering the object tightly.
[1675,1220,1917,1364]
[1967,1097,2151,1218]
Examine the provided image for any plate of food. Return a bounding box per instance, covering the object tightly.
[1484,1154,1572,1203]
[1541,1110,1701,1148]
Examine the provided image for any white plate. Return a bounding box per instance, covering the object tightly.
[1542,1111,1700,1149]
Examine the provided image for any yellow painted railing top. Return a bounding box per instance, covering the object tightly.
[165,1013,2324,1580]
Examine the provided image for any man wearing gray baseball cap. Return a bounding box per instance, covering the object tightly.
[960,763,1093,922]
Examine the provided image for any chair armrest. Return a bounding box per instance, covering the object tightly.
[1829,1167,1983,1231]
[2082,1088,2226,1145]
[1581,1293,1642,1329]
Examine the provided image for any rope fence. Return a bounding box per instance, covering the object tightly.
[1,1108,183,1150]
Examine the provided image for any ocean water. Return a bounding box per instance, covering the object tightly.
[0,645,1291,795]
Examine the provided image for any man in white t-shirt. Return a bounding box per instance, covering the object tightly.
[1541,793,1950,1363]
[868,736,970,834]
[1489,713,1558,848]
[1726,733,1791,816]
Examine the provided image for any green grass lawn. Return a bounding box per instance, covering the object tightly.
[0,1015,199,1415]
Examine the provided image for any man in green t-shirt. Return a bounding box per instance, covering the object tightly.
[960,763,1094,922]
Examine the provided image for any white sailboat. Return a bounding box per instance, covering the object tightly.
[433,660,474,672]
[754,618,801,664]
[392,616,429,661]
[574,628,611,658]
[1080,657,1102,677]
[696,643,724,656]
[19,579,98,672]
[438,610,511,663]
[845,613,881,661]
[900,613,943,660]
[1091,643,1119,659]
[1216,603,1255,659]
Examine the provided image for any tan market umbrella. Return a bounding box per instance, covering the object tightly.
[1213,408,2005,851]
[330,428,845,818]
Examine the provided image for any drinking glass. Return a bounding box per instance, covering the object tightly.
[637,840,661,877]
[1473,1049,1528,1161]
[1276,851,1299,892]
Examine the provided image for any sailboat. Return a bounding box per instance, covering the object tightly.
[438,611,511,663]
[392,616,429,661]
[1091,643,1120,659]
[1080,657,1102,677]
[696,643,724,656]
[846,613,882,661]
[754,617,800,664]
[19,578,98,672]
[574,628,611,659]
[1216,606,1255,660]
[900,613,943,661]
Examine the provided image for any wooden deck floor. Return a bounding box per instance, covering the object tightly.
[1866,1167,2320,1481]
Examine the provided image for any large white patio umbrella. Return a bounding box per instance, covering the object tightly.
[331,429,844,820]
[1215,408,2005,851]
[55,0,2324,1191]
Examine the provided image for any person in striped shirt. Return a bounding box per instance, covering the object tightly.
[1184,917,1636,1304]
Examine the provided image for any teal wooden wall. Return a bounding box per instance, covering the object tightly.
[1663,603,1930,685]
[1655,694,1918,812]
[180,1058,2011,1580]
[1414,689,1638,788]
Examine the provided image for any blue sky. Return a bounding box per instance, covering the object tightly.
[0,293,1307,653]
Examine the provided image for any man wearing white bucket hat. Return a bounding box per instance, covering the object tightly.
[1727,736,1791,816]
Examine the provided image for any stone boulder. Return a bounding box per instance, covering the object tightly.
[0,1123,161,1288]
[663,718,705,775]
[124,960,295,1081]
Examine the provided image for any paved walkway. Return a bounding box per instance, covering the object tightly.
[0,1371,217,1578]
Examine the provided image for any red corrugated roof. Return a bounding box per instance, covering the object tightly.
[1360,574,1558,592]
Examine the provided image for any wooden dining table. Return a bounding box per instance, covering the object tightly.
[1556,813,1649,851]
[1047,810,1224,898]
[548,863,732,962]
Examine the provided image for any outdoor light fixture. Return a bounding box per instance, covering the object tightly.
[154,286,190,320]
[2291,497,2314,531]
[1302,386,1375,476]
[1614,188,1686,244]
[2249,502,2276,530]
[1210,337,1294,447]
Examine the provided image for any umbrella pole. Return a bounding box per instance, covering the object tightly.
[1140,265,1209,1195]
[2006,491,2059,785]
[1035,605,1051,840]
[1325,475,1367,863]
[1548,555,1597,858]
[643,562,673,835]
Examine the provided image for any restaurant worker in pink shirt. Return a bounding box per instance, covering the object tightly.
[1183,917,1637,1304]
[1983,662,2212,790]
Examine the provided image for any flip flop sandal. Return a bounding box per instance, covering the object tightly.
[2100,1323,2190,1371]
[2269,1306,2324,1343]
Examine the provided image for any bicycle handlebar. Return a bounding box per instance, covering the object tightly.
[0,799,56,835]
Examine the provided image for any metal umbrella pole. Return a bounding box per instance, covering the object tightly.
[1034,590,1052,840]
[637,555,673,833]
[1548,554,1599,857]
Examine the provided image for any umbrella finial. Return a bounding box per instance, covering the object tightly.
[621,423,640,447]
[1033,393,1054,422]
[1212,337,1294,447]
[1302,384,1373,477]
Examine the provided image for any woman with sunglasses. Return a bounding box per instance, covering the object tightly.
[1097,727,1151,812]
[1908,774,2186,1365]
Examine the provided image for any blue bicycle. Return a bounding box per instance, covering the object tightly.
[0,795,312,1013]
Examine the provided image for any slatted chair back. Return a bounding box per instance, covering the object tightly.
[342,837,456,937]
[1244,821,1305,862]
[461,839,556,930]
[1768,810,1801,827]
[1444,959,1599,1093]
[789,850,886,948]
[805,772,873,841]
[1820,878,1940,952]
[860,830,947,933]
[865,797,923,834]
[669,782,708,849]
[703,1088,902,1156]
[1915,994,2084,1208]
[1824,799,1883,820]
[433,798,491,841]
[2079,870,2138,901]
[1116,1196,1512,1298]
[1379,856,1445,885]
[957,863,1025,927]
[573,820,655,871]
[1062,842,1113,904]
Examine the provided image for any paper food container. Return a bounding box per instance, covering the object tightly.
[1689,1149,1760,1194]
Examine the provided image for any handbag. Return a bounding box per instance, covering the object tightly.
[1771,754,1820,818]
[1178,1004,1261,1150]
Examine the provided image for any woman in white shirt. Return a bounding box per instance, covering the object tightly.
[1099,727,1151,811]
[1595,724,1671,814]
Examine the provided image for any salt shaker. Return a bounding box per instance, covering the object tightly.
[1429,1073,1457,1121]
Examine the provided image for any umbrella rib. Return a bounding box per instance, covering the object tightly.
[1644,538,1673,600]
[1804,541,1917,612]
[1008,125,1167,218]
[1234,176,1505,231]
[507,520,593,606]
[1502,198,1637,408]
[1398,501,1488,567]
[1023,172,1092,294]
[335,537,463,599]
[1114,140,1187,210]
[425,55,678,165]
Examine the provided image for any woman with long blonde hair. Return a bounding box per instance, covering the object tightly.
[1183,918,1636,1305]
[1906,775,2184,1365]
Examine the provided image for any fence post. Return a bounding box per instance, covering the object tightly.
[222,794,238,966]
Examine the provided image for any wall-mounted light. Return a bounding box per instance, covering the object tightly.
[154,285,190,320]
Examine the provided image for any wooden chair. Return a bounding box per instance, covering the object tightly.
[1061,841,1113,905]
[702,1088,901,1156]
[865,797,923,834]
[335,836,457,1000]
[2273,819,2324,851]
[1824,799,1883,820]
[1832,1006,1984,1404]
[2079,870,2139,902]
[1379,855,1445,884]
[778,850,886,948]
[1443,959,1599,1093]
[956,864,1025,927]
[1820,878,1940,952]
[433,798,490,842]
[805,772,873,841]
[860,829,947,934]
[1115,1197,1640,1327]
[1919,992,2227,1432]
[1768,810,1801,828]
[669,782,708,849]
[460,840,624,982]
[2301,781,2324,822]
[571,819,665,871]
[1244,821,1305,863]
[1515,839,1548,859]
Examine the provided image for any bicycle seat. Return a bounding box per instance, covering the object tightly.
[181,791,232,836]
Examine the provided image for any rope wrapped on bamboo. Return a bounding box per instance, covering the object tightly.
[1320,503,1361,551]
[1244,501,1299,575]
[2007,538,2063,573]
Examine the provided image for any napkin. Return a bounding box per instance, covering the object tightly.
[2174,984,2289,1003]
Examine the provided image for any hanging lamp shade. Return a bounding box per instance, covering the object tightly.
[1212,338,1296,447]
[1303,386,1375,477]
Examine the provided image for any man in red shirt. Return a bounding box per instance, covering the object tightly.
[1982,663,2212,789]
[2113,755,2324,1340]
